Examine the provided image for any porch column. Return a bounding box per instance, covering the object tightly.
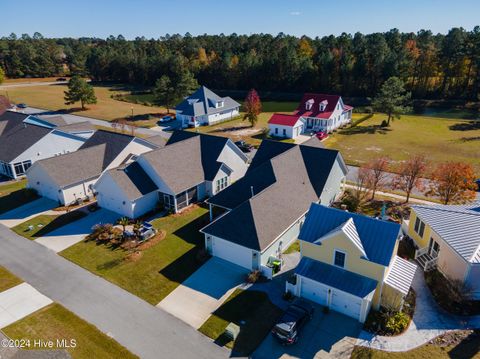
[209,203,213,222]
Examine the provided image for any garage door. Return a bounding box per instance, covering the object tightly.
[299,276,365,321]
[212,236,252,270]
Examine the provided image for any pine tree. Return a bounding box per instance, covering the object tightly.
[372,77,411,126]
[64,76,97,110]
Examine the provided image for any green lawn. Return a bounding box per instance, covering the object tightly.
[60,206,210,305]
[11,211,87,240]
[351,333,480,359]
[283,240,300,254]
[325,113,480,173]
[198,289,283,356]
[0,266,22,292]
[0,179,38,215]
[3,303,137,359]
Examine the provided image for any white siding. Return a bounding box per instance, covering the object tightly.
[27,165,62,203]
[132,191,159,218]
[205,108,239,125]
[261,217,303,266]
[59,179,97,205]
[207,234,253,270]
[95,173,135,218]
[268,121,304,139]
[320,155,347,205]
[216,141,249,182]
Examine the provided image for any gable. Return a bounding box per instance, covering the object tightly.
[313,225,368,261]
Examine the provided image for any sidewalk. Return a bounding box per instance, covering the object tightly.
[344,184,436,205]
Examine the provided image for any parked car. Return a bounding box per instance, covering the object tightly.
[234,140,253,153]
[158,115,173,124]
[272,300,314,345]
[17,103,27,109]
[315,131,328,140]
[56,77,67,81]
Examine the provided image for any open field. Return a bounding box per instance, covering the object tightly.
[4,303,137,359]
[3,77,64,84]
[0,266,22,292]
[60,206,209,305]
[325,113,480,172]
[1,83,167,124]
[198,289,283,356]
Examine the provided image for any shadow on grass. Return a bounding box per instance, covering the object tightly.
[0,189,38,215]
[33,211,86,238]
[96,258,124,271]
[338,125,392,135]
[449,120,480,131]
[209,125,253,133]
[172,212,210,245]
[460,136,480,142]
[448,330,480,359]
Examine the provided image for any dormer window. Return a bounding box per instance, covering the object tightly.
[305,99,314,111]
[319,100,328,112]
[216,101,224,108]
[333,250,346,268]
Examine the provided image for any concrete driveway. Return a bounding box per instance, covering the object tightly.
[0,197,58,228]
[253,305,362,359]
[34,209,119,252]
[157,257,248,329]
[0,283,52,328]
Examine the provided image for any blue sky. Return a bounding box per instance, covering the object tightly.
[3,0,480,38]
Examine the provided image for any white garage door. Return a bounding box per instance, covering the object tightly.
[299,276,365,321]
[212,236,252,270]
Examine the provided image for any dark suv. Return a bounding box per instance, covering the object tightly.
[272,300,314,345]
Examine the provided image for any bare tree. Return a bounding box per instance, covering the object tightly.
[352,166,373,205]
[127,122,137,136]
[117,118,127,133]
[391,156,427,202]
[365,157,390,200]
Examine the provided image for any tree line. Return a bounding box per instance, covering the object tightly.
[2,28,480,100]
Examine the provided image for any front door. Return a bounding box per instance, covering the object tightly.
[428,238,440,257]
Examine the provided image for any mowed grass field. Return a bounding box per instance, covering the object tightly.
[1,83,167,122]
[324,113,480,172]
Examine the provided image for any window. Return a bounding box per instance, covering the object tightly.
[14,163,24,176]
[275,127,278,134]
[334,250,346,268]
[282,129,286,136]
[414,217,426,237]
[216,176,228,193]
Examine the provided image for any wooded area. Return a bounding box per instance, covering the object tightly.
[1,27,480,100]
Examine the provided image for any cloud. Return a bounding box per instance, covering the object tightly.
[290,11,301,16]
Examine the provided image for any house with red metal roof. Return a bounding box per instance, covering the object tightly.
[268,94,353,139]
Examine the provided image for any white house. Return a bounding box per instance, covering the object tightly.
[200,138,348,277]
[0,111,94,179]
[268,93,354,140]
[175,86,240,128]
[94,131,249,218]
[27,130,160,205]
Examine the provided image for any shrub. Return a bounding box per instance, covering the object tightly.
[380,119,389,127]
[385,312,409,335]
[247,270,261,283]
[341,192,360,212]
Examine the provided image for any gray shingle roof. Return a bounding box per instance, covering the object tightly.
[175,86,240,117]
[142,131,231,194]
[33,130,136,188]
[296,257,378,298]
[412,204,480,263]
[107,162,158,201]
[0,113,52,163]
[299,204,401,266]
[56,121,95,133]
[202,142,344,251]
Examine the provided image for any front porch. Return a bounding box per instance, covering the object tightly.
[414,246,439,271]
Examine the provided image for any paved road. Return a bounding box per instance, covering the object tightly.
[18,106,171,139]
[346,165,434,200]
[0,224,227,359]
[0,81,68,89]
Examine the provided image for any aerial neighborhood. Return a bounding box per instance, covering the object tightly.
[0,7,480,359]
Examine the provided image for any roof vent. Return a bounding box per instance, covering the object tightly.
[250,186,254,197]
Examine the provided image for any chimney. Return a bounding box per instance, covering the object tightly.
[250,186,254,197]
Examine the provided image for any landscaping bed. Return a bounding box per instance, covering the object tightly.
[363,289,416,336]
[60,206,210,305]
[425,270,480,316]
[11,211,87,240]
[351,330,480,359]
[0,266,22,292]
[198,289,283,356]
[4,303,137,359]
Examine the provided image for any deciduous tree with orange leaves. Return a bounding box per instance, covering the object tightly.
[427,162,477,204]
[364,157,390,200]
[243,89,262,127]
[391,156,427,203]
